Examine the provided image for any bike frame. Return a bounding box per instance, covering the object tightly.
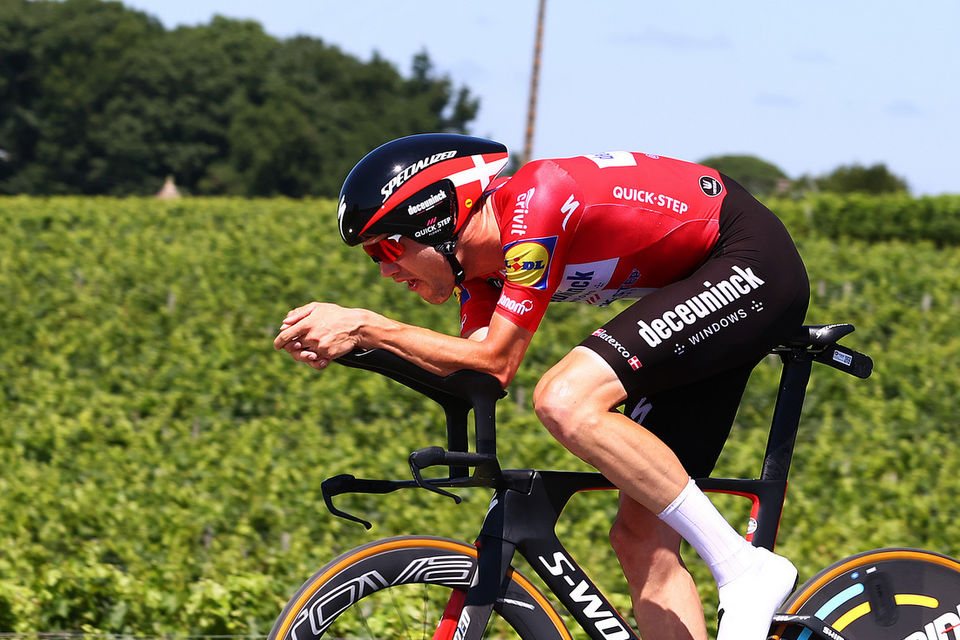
[322,325,872,640]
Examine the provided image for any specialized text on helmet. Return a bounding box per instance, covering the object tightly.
[380,151,457,203]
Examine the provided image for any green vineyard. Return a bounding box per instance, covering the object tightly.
[1,195,958,635]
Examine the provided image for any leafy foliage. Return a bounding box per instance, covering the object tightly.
[0,195,958,636]
[698,154,789,196]
[769,192,960,245]
[0,0,479,197]
[811,163,910,195]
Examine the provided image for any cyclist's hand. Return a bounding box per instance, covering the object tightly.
[277,321,324,369]
[274,302,363,370]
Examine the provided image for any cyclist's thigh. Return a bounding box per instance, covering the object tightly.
[623,363,754,477]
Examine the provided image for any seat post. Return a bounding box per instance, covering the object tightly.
[760,348,813,483]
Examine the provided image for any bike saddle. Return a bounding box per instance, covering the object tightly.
[788,323,855,348]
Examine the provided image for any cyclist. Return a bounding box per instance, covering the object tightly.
[274,134,809,640]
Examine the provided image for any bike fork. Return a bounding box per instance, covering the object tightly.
[433,588,467,640]
[435,491,520,640]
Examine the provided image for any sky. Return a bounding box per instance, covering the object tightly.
[121,0,959,195]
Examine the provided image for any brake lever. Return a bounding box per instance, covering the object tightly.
[408,447,463,503]
[321,474,407,530]
[407,447,504,502]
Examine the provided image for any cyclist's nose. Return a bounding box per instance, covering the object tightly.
[379,261,401,277]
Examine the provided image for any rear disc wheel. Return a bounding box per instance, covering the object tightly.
[775,548,960,639]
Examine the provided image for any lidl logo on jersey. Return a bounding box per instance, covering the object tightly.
[503,236,557,289]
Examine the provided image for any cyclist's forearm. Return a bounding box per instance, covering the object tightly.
[358,310,528,386]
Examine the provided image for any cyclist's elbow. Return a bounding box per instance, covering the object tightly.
[493,365,518,388]
[479,354,519,388]
[476,345,522,388]
[472,317,533,388]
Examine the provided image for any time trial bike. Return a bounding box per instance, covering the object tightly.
[267,323,960,640]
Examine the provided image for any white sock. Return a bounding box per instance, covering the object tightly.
[657,478,754,587]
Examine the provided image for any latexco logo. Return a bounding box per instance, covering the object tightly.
[591,329,641,371]
[636,265,765,347]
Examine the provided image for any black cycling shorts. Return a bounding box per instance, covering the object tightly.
[579,176,809,477]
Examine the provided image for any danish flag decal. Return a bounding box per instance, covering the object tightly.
[449,154,508,192]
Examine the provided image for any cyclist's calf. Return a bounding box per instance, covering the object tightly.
[610,496,710,639]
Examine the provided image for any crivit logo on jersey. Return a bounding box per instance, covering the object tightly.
[510,188,536,236]
[636,265,766,347]
[503,236,557,289]
[380,150,457,202]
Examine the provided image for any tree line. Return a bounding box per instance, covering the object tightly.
[0,0,478,196]
[700,154,909,197]
[1,0,910,198]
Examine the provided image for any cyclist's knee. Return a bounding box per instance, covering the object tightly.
[533,369,600,448]
[533,348,624,448]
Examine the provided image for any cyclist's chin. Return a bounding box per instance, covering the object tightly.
[408,280,451,305]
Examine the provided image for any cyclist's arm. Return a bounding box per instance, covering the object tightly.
[364,310,532,385]
[275,302,533,387]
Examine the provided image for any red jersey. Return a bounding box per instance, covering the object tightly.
[456,152,727,336]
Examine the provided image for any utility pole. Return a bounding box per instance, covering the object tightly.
[522,0,546,165]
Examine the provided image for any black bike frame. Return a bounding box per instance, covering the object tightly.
[322,325,872,640]
[458,351,814,640]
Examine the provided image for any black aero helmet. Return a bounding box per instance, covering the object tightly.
[338,133,509,247]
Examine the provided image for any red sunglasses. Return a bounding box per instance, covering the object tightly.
[363,235,405,264]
